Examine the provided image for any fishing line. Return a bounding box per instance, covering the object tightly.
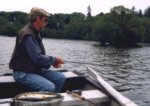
[64,61,104,66]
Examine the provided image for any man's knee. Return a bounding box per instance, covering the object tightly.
[59,74,66,83]
[40,83,56,92]
[48,85,56,92]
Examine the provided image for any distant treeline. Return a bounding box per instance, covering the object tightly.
[1,5,150,46]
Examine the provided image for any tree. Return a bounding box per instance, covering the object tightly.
[142,17,150,43]
[97,12,105,16]
[1,24,17,36]
[63,23,88,40]
[87,5,92,18]
[144,7,150,18]
[69,12,85,23]
[111,6,132,15]
[46,16,57,29]
[64,15,70,24]
[92,14,120,45]
[110,6,143,46]
[131,6,135,13]
[92,6,143,46]
[138,9,143,17]
[0,7,148,45]
[0,16,8,25]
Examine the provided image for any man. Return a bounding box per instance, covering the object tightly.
[9,7,66,93]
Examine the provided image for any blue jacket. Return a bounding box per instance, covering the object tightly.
[23,35,56,68]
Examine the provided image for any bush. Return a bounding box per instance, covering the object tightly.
[1,24,18,36]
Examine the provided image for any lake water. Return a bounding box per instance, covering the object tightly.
[0,36,150,106]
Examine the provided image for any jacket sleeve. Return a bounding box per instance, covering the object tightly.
[23,35,56,68]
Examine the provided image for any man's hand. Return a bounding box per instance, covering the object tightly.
[56,57,64,64]
[53,63,62,68]
[52,57,64,68]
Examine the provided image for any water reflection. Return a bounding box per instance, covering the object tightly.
[0,36,150,106]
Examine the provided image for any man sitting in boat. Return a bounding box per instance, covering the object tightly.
[9,7,66,93]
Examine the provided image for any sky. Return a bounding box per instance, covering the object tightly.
[0,0,149,16]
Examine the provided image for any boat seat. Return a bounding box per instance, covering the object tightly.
[0,71,78,83]
[60,90,110,106]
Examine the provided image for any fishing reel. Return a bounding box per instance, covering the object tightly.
[71,90,82,95]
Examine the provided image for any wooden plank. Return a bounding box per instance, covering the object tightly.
[62,72,78,78]
[0,76,15,83]
[87,65,138,106]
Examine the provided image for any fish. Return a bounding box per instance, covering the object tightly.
[17,93,57,101]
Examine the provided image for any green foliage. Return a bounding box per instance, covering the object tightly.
[142,17,150,43]
[138,9,143,17]
[108,6,143,46]
[47,16,57,29]
[0,16,8,25]
[63,22,91,40]
[0,5,150,47]
[42,28,57,38]
[90,6,146,46]
[0,11,28,36]
[87,5,92,18]
[0,24,17,36]
[92,14,120,45]
[144,7,150,18]
[69,12,85,23]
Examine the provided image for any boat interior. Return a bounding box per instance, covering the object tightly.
[0,70,99,98]
[0,70,111,106]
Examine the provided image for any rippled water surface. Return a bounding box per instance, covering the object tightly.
[0,36,150,106]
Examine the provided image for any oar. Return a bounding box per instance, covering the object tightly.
[66,90,99,106]
[65,61,104,66]
[86,65,138,106]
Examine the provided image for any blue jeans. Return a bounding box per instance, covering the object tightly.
[13,68,66,93]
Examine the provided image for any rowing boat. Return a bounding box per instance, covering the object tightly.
[0,65,137,106]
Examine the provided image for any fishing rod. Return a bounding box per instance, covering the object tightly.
[64,60,104,66]
[66,90,99,106]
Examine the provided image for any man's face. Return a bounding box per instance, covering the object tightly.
[37,16,48,30]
